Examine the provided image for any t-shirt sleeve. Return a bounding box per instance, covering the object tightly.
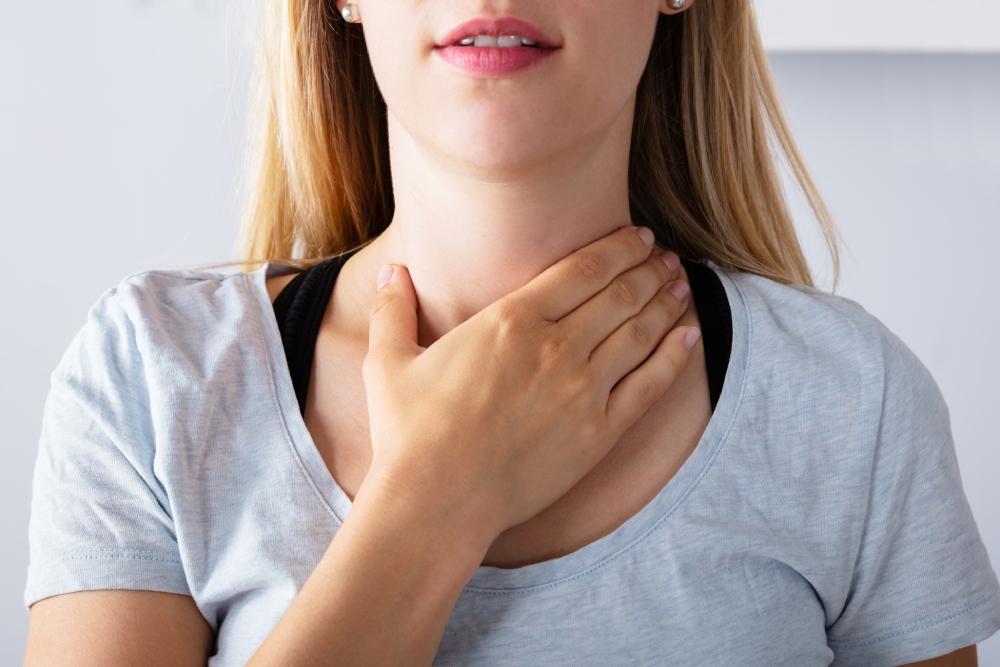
[24,287,190,608]
[826,322,1000,665]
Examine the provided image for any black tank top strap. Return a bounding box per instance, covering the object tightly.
[681,258,733,411]
[273,251,733,415]
[272,251,359,414]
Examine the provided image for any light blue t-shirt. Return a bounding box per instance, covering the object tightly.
[25,261,1000,666]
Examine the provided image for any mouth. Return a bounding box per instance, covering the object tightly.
[434,17,561,76]
[454,35,544,48]
[435,17,561,50]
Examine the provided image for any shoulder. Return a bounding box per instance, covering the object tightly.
[722,267,883,350]
[111,266,263,326]
[96,266,270,352]
[56,266,274,394]
[719,266,924,386]
[715,266,941,450]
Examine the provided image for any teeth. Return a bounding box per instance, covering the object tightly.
[458,35,539,47]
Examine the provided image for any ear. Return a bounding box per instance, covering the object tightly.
[659,0,695,16]
[335,1,362,24]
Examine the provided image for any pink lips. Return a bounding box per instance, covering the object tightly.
[435,18,560,76]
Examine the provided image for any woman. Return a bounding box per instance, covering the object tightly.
[23,0,1000,665]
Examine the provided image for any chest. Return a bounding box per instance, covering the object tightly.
[303,326,713,569]
[189,489,832,667]
[434,553,833,667]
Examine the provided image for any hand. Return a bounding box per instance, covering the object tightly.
[360,225,699,549]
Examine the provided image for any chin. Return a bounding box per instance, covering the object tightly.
[433,109,574,171]
[440,134,563,180]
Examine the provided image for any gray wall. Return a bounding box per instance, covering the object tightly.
[1,3,997,663]
[756,0,1000,51]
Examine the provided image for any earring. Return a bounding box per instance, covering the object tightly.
[341,3,361,23]
[668,0,686,9]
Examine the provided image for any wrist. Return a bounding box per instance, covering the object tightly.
[355,465,499,568]
[250,467,495,666]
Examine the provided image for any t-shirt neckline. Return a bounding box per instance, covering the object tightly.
[250,260,752,593]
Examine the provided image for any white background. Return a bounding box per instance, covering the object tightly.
[1,1,998,663]
[757,0,1000,52]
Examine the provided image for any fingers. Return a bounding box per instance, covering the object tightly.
[588,266,691,385]
[512,225,655,322]
[365,264,420,375]
[604,325,701,438]
[560,248,682,354]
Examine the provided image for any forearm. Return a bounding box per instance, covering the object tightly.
[248,476,493,667]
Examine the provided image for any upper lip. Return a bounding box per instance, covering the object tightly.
[436,18,560,48]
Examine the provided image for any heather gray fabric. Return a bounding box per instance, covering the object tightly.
[25,262,1000,666]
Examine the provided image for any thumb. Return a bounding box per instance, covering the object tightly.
[367,264,420,367]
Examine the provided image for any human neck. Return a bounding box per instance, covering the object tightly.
[341,110,636,349]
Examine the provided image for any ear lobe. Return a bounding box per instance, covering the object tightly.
[338,2,363,24]
[659,0,694,15]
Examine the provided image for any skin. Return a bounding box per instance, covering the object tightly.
[24,0,978,664]
[287,0,711,572]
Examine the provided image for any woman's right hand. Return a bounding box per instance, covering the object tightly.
[361,225,699,548]
[248,225,699,666]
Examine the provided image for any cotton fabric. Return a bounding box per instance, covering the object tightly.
[25,262,1000,666]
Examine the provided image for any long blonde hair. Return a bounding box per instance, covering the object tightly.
[239,1,840,287]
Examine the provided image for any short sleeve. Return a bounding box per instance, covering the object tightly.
[24,287,190,608]
[826,323,1000,665]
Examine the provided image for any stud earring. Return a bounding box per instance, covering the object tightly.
[668,0,686,9]
[341,3,361,23]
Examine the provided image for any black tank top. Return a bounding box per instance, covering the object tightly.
[272,251,733,415]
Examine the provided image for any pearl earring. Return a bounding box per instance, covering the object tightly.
[669,0,686,9]
[341,3,361,23]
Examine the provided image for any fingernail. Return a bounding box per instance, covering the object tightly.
[377,264,394,292]
[636,226,655,248]
[668,280,690,303]
[659,251,680,273]
[684,328,701,350]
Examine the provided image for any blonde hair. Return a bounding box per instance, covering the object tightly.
[239,1,840,287]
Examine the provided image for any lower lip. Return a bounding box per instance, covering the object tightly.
[435,46,557,76]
